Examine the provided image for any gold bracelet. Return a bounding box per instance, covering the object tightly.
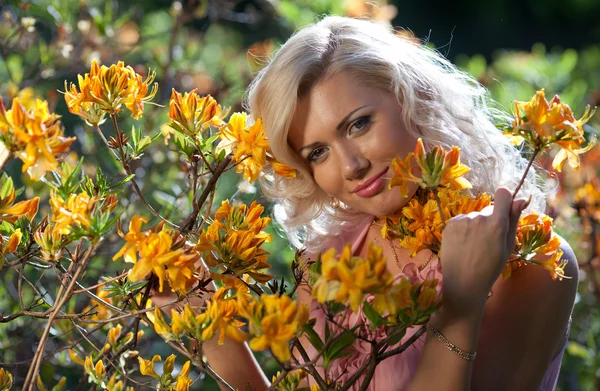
[426,324,477,361]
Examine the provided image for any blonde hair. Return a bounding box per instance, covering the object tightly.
[244,15,551,252]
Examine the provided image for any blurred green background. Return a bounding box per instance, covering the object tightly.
[1,0,599,389]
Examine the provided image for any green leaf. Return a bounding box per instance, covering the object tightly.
[362,302,382,329]
[0,173,13,198]
[302,323,324,352]
[386,326,407,347]
[324,331,356,364]
[110,174,135,189]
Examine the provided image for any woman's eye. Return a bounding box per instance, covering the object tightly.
[307,147,327,163]
[349,115,371,135]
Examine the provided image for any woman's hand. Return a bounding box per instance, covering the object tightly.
[438,187,530,317]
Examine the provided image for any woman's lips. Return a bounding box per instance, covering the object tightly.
[353,167,389,197]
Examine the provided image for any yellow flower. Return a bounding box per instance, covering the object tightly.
[165,248,201,295]
[508,89,596,172]
[217,112,270,183]
[1,229,21,256]
[0,367,13,390]
[238,294,308,362]
[50,191,97,234]
[34,224,65,261]
[203,296,248,345]
[267,155,297,178]
[84,356,106,383]
[168,89,228,137]
[173,361,192,391]
[0,97,75,180]
[138,355,161,379]
[128,230,183,292]
[63,60,157,122]
[390,138,471,197]
[68,349,85,366]
[502,212,565,279]
[312,244,395,311]
[533,249,568,281]
[0,175,39,224]
[152,307,174,341]
[113,216,195,293]
[113,215,149,263]
[195,201,273,282]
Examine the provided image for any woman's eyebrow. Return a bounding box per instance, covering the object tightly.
[297,104,371,154]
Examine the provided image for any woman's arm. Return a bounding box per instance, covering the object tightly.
[470,238,578,390]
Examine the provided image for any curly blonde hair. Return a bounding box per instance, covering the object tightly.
[244,15,551,252]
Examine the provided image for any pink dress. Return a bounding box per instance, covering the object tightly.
[305,215,569,391]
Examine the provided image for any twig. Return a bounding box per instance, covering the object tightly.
[95,119,179,229]
[23,244,96,390]
[512,148,540,201]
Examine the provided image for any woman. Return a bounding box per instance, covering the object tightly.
[160,15,577,390]
[241,15,577,390]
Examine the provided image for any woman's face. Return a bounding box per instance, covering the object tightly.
[288,72,420,217]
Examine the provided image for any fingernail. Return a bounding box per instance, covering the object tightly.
[522,194,532,210]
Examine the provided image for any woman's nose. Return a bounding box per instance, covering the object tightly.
[339,143,370,180]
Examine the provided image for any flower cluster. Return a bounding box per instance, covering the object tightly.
[311,244,441,322]
[390,138,472,198]
[237,292,309,362]
[385,133,567,280]
[195,200,274,282]
[312,244,394,312]
[113,216,200,294]
[167,88,228,139]
[506,89,596,171]
[138,354,192,391]
[64,60,158,125]
[217,111,296,182]
[0,97,75,180]
[381,188,492,256]
[503,212,567,280]
[152,276,249,345]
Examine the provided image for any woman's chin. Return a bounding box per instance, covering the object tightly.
[349,189,413,216]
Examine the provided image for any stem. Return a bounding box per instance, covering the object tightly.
[432,189,446,228]
[377,325,427,360]
[512,148,540,201]
[181,154,232,233]
[98,118,179,229]
[23,245,96,391]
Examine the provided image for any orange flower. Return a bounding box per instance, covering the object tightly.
[114,216,199,293]
[508,89,596,172]
[502,211,566,280]
[312,244,395,311]
[237,294,309,362]
[1,229,21,256]
[168,89,228,138]
[50,191,97,234]
[33,224,65,261]
[63,60,157,123]
[390,138,471,197]
[113,215,149,263]
[0,97,75,180]
[195,201,273,282]
[0,174,39,224]
[217,113,270,183]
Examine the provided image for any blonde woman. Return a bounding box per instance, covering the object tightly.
[242,15,577,391]
[159,15,577,391]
